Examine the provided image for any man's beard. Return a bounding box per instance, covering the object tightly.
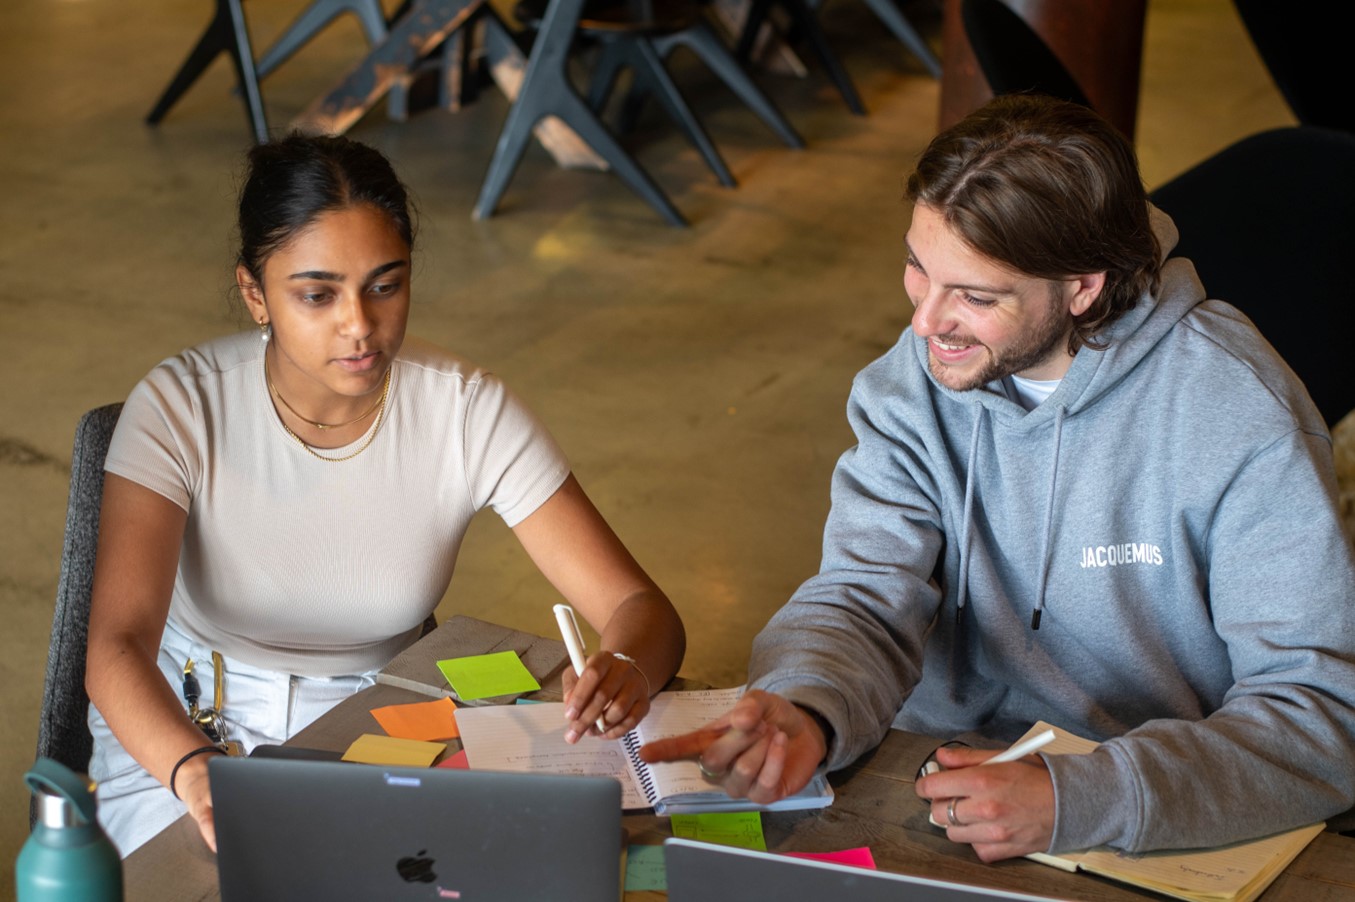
[928,298,1073,392]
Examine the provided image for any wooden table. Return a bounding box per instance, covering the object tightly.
[123,619,1355,901]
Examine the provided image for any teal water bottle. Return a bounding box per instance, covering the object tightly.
[16,758,122,901]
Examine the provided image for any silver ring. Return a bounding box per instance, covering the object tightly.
[947,797,965,827]
[698,759,727,781]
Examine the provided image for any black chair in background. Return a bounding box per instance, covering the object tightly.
[1233,0,1351,134]
[961,0,1089,110]
[511,0,803,190]
[476,0,692,225]
[1149,127,1355,427]
[32,404,122,828]
[147,0,269,141]
[147,0,391,142]
[735,0,940,116]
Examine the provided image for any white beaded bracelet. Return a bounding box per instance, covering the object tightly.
[611,652,651,697]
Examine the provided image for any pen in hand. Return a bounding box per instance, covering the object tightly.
[924,729,1057,827]
[553,604,608,736]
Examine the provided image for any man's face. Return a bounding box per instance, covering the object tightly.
[904,204,1102,392]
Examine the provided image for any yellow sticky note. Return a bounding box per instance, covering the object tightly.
[341,733,446,767]
[670,812,767,851]
[370,697,460,741]
[436,651,540,700]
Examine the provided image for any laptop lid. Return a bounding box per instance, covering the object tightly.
[211,756,623,902]
[664,838,1063,902]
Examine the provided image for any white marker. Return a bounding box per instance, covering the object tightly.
[553,604,607,733]
[980,729,1056,766]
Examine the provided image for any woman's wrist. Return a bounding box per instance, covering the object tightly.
[608,651,652,697]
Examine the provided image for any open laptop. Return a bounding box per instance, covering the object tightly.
[664,838,1065,902]
[210,756,624,901]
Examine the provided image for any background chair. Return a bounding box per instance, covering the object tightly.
[32,403,122,827]
[514,0,803,190]
[1232,0,1351,134]
[475,0,690,225]
[147,0,391,142]
[961,0,1090,110]
[1149,126,1355,427]
[735,0,940,116]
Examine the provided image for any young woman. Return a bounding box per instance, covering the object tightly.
[84,133,685,856]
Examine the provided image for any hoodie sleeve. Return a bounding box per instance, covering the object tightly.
[1047,426,1355,853]
[748,358,947,769]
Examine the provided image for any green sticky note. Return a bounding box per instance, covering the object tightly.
[670,812,767,851]
[623,845,668,891]
[436,651,540,701]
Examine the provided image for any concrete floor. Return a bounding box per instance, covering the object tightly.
[3,0,1348,889]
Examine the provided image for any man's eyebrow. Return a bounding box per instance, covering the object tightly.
[904,238,1014,296]
[286,260,408,282]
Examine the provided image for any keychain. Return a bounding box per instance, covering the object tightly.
[182,653,243,756]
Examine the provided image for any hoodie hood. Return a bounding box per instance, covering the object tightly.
[911,207,1207,627]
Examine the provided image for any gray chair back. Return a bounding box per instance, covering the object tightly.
[32,403,123,826]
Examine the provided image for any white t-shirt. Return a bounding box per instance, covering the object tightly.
[105,332,570,677]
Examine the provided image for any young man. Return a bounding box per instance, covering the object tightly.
[641,95,1355,860]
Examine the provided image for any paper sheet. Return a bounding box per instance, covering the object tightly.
[670,812,767,851]
[340,733,446,767]
[370,696,460,741]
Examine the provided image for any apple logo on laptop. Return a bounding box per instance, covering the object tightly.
[396,849,437,884]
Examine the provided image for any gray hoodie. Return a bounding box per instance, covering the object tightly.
[749,212,1355,853]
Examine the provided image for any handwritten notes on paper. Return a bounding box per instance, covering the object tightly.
[436,650,540,700]
[341,734,446,767]
[670,812,767,851]
[370,696,460,741]
[454,703,649,808]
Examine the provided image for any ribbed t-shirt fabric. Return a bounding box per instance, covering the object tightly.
[104,332,570,677]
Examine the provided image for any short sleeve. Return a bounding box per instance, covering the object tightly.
[104,365,204,512]
[461,374,571,526]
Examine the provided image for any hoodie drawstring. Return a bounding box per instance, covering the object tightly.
[1030,406,1066,630]
[955,410,985,623]
[955,404,1066,630]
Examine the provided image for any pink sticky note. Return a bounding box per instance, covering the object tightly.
[783,847,877,869]
[437,749,470,769]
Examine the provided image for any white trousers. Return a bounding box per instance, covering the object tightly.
[88,619,375,856]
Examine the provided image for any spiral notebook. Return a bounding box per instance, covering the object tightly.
[455,687,835,815]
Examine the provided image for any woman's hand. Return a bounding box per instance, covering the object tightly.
[562,651,651,742]
[173,754,219,853]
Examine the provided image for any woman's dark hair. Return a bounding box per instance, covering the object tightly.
[237,132,416,281]
[906,94,1160,353]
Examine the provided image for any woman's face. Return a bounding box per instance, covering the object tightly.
[239,204,411,408]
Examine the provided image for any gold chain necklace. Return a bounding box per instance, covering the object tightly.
[269,371,386,430]
[268,366,392,463]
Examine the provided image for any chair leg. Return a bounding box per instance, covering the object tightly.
[858,0,940,78]
[736,0,865,115]
[147,0,269,143]
[587,40,632,113]
[656,22,804,149]
[475,0,686,225]
[630,38,736,187]
[255,0,388,79]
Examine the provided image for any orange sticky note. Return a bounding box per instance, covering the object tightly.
[371,697,460,741]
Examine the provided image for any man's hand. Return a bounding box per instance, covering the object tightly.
[915,745,1055,861]
[637,690,827,804]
